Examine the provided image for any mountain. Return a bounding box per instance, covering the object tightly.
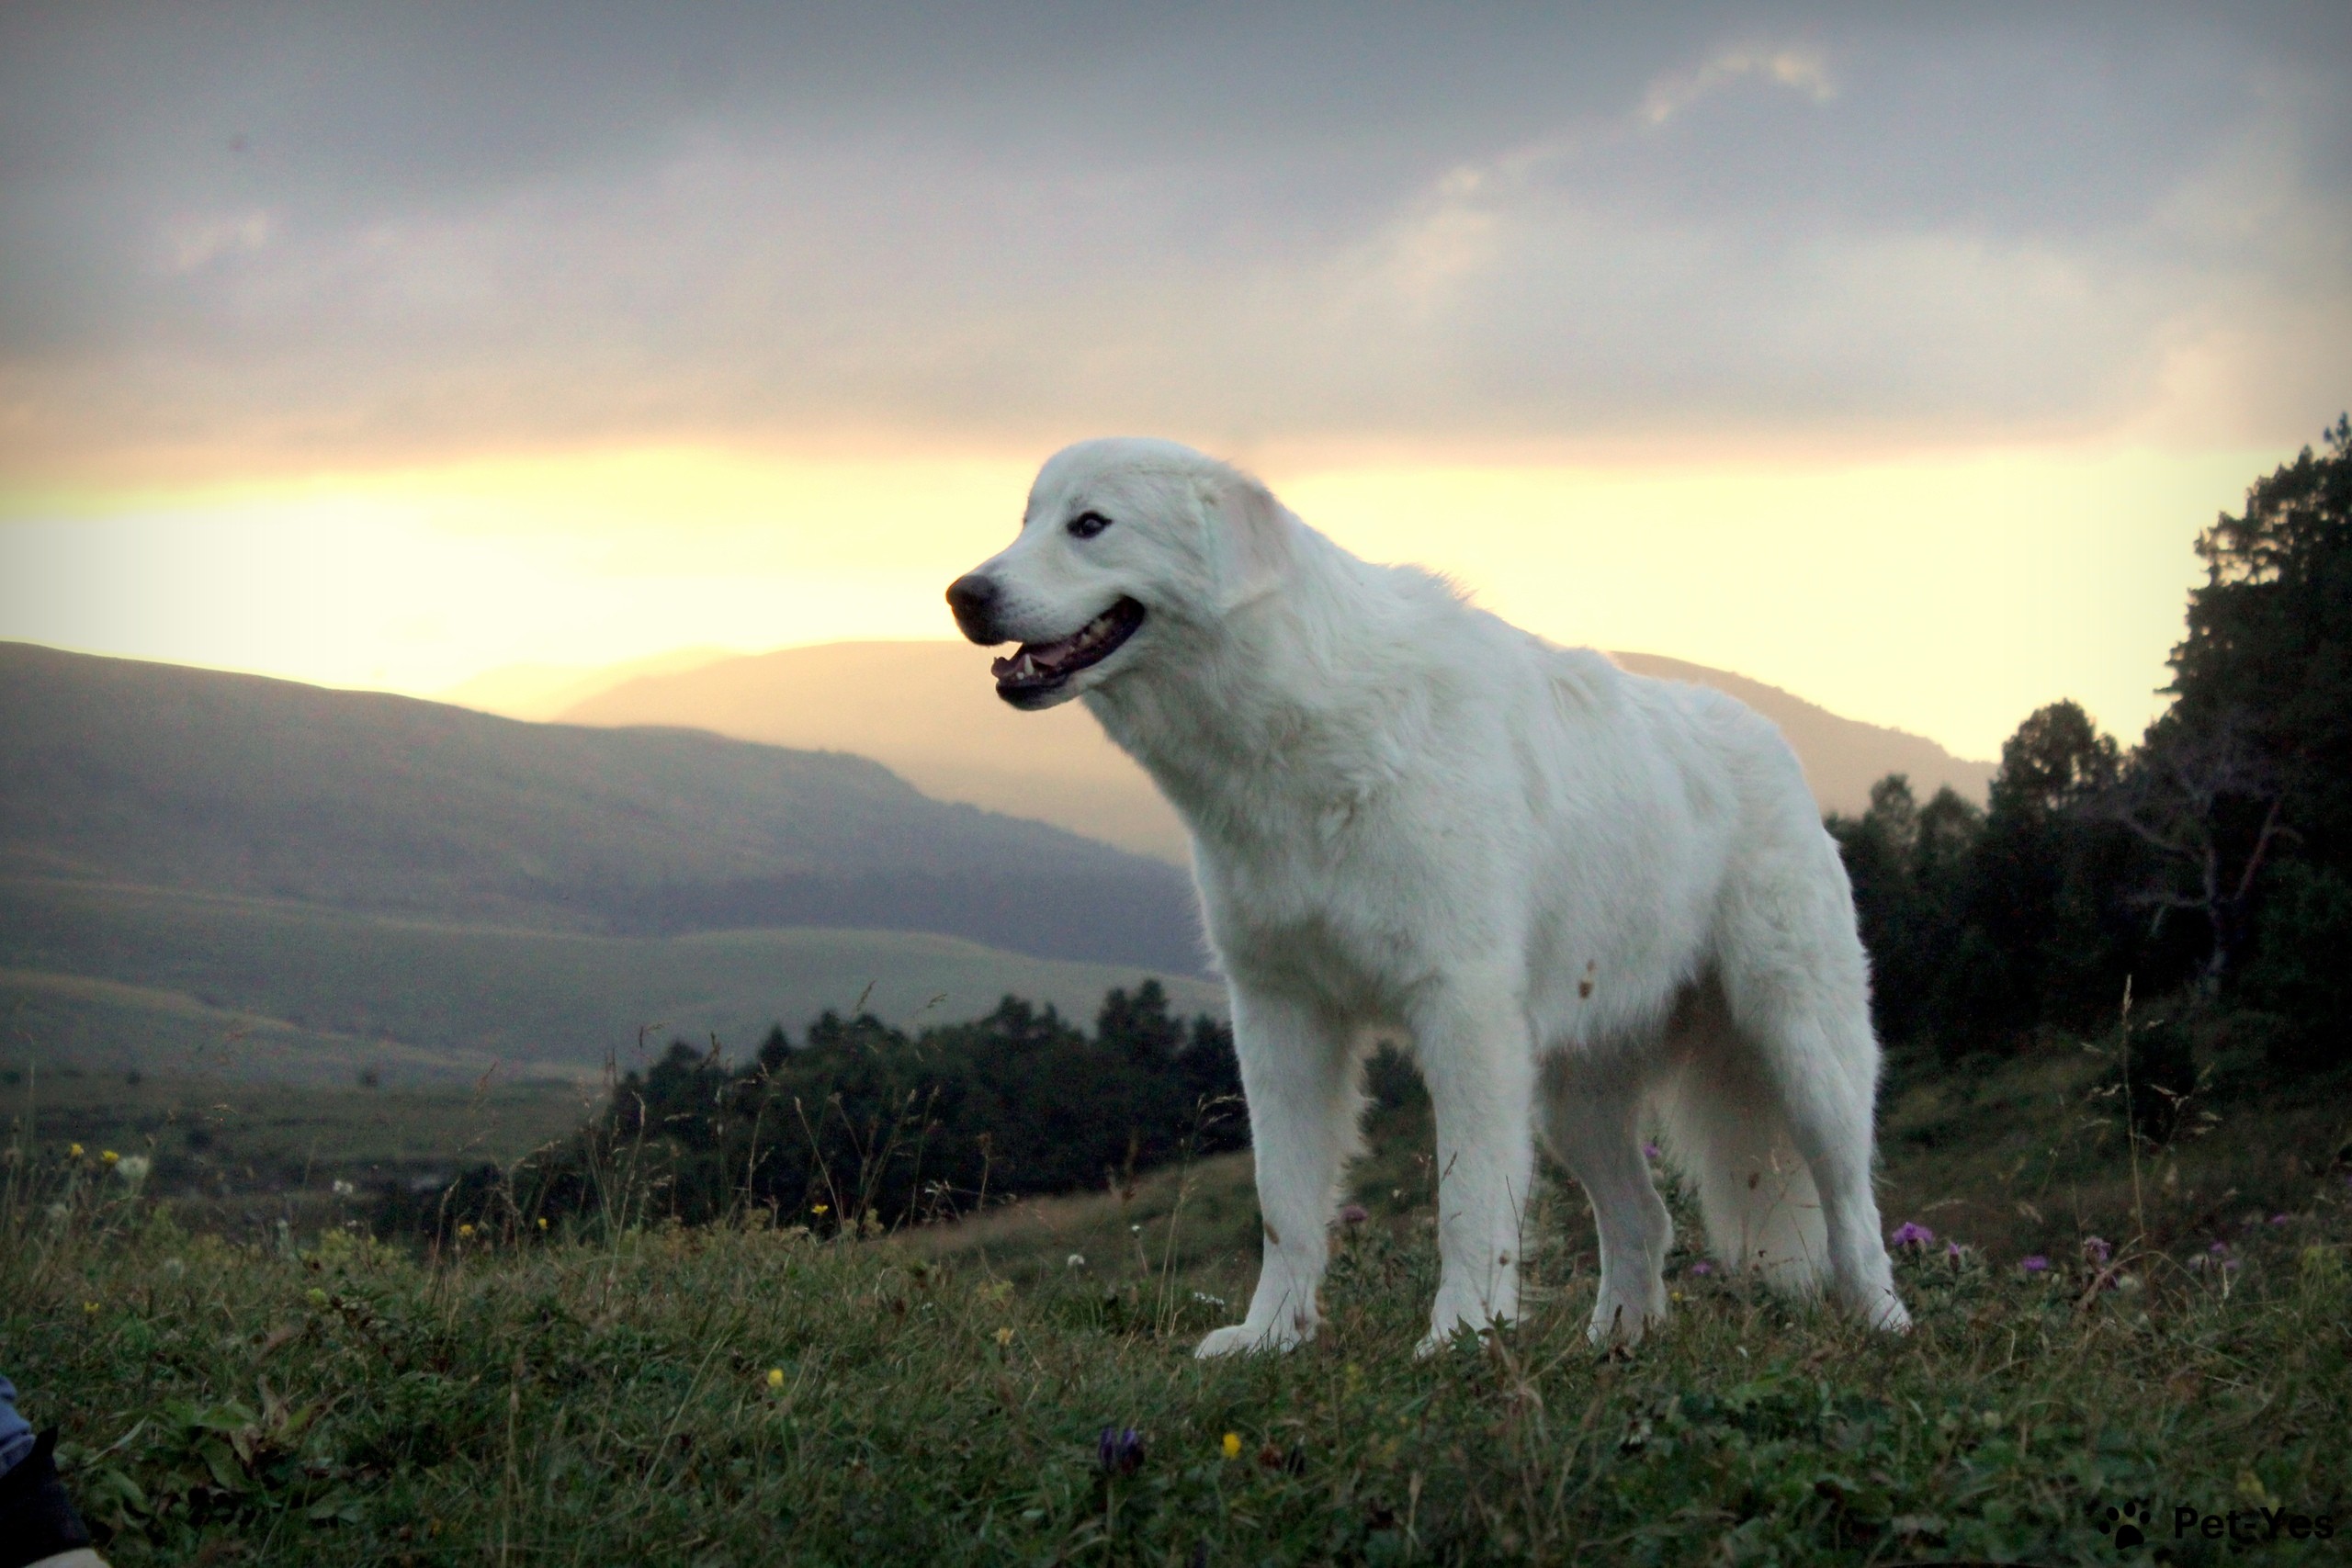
[435,646,735,722]
[551,641,1996,863]
[0,641,1204,975]
[559,640,1186,858]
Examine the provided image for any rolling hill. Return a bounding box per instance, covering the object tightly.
[435,646,736,722]
[563,640,1186,859]
[0,640,1203,974]
[0,878,1224,1085]
[549,640,1997,862]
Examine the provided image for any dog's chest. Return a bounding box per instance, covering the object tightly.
[1094,668,1489,995]
[1193,800,1440,1003]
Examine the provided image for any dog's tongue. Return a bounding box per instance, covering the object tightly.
[992,632,1082,682]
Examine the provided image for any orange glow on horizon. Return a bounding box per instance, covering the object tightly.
[0,438,2283,759]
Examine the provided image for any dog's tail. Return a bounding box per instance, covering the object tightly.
[1652,1049,1830,1296]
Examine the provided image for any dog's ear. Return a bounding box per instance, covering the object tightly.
[1198,468,1296,613]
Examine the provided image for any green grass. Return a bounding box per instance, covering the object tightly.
[1870,1043,2349,1266]
[2,1070,594,1235]
[6,1052,2348,1565]
[0,966,534,1086]
[1,876,1224,1083]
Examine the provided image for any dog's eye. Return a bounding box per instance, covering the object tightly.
[1066,511,1114,540]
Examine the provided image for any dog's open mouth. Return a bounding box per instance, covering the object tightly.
[991,597,1146,699]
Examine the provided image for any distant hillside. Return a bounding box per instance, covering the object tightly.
[552,641,1995,862]
[0,879,1224,1085]
[435,647,735,722]
[1608,653,1996,818]
[0,642,1204,974]
[559,640,1184,858]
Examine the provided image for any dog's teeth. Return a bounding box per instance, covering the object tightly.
[987,602,1137,688]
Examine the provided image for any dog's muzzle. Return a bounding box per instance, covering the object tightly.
[944,572,1148,706]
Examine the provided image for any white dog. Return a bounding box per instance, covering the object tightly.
[948,438,1908,1355]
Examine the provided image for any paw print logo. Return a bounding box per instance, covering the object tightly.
[2092,1497,2152,1550]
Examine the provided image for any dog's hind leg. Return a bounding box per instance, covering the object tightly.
[1743,1004,1907,1330]
[1540,1057,1672,1345]
[1717,861,1909,1331]
[1651,984,1831,1296]
[1196,987,1362,1358]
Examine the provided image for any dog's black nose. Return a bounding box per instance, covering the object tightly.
[945,574,1002,643]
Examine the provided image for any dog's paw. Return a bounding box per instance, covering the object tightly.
[1584,1294,1666,1348]
[1193,1319,1306,1359]
[1412,1325,1477,1360]
[1193,1325,1261,1359]
[1863,1290,1913,1334]
[1415,1305,1513,1359]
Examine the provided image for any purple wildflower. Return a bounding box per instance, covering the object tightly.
[1098,1427,1146,1476]
[1688,1260,1713,1277]
[1946,1240,1965,1261]
[1337,1203,1369,1225]
[1644,1142,1661,1159]
[2020,1255,2051,1274]
[2269,1213,2291,1226]
[2209,1240,2231,1256]
[2083,1236,2112,1267]
[1889,1221,1935,1249]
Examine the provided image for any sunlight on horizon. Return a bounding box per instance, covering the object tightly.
[0,439,2280,759]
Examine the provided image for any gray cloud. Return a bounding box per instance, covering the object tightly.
[1,2,2344,468]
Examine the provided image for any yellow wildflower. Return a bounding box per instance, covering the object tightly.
[994,1326,1014,1347]
[1222,1432,1242,1461]
[811,1203,830,1216]
[537,1216,548,1230]
[101,1149,119,1165]
[68,1144,84,1158]
[458,1223,476,1238]
[83,1301,98,1314]
[766,1368,785,1390]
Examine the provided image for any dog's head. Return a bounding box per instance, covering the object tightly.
[945,437,1296,708]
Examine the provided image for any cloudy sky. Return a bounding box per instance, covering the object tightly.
[2,3,2346,756]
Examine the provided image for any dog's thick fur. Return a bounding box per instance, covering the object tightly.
[950,438,1907,1355]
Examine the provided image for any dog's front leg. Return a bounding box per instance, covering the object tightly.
[1411,969,1535,1358]
[1196,988,1356,1358]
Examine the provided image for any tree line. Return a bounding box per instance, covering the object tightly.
[390,981,1247,1239]
[1831,417,2352,1116]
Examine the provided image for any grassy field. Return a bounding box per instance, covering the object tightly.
[2,1070,594,1233]
[1,876,1224,1084]
[0,967,534,1086]
[4,1046,2347,1565]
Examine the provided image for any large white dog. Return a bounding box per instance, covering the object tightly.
[947,438,1908,1356]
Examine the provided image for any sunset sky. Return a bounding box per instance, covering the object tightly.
[3,5,2346,760]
